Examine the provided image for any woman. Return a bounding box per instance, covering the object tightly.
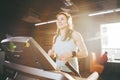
[48,11,88,74]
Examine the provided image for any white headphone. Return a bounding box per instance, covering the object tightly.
[68,16,72,25]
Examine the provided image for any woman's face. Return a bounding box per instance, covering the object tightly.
[56,14,68,29]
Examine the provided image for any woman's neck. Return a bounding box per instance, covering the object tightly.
[60,27,69,37]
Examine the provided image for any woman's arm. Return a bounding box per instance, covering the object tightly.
[72,31,88,58]
[48,36,56,59]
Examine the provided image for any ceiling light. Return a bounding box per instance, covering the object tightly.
[88,10,114,16]
[35,20,56,26]
[115,8,120,12]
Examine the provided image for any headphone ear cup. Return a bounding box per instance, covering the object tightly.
[68,17,72,26]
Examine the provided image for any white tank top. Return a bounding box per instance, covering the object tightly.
[54,35,79,72]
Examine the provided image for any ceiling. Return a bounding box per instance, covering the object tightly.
[0,0,119,24]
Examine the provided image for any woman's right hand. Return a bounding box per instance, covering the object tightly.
[48,49,56,59]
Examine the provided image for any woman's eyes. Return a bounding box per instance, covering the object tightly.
[57,18,66,21]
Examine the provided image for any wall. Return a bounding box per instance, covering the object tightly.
[33,23,56,52]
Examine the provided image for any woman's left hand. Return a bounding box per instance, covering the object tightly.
[58,52,72,61]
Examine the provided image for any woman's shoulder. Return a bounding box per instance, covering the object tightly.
[71,30,83,41]
[72,30,82,37]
